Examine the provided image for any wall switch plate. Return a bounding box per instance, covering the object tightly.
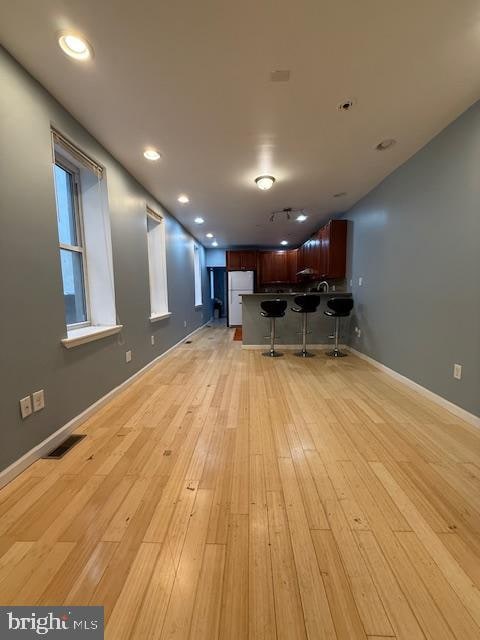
[151,335,155,346]
[126,350,132,363]
[358,277,363,286]
[453,364,462,380]
[32,390,45,412]
[349,279,353,287]
[20,396,32,419]
[183,321,187,328]
[332,285,336,291]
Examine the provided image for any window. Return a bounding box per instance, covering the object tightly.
[147,207,169,319]
[194,243,202,307]
[54,158,89,327]
[52,129,120,347]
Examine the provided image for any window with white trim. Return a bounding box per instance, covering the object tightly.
[194,243,202,307]
[54,157,89,327]
[147,207,169,319]
[52,130,119,346]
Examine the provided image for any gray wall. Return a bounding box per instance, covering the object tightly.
[0,48,211,472]
[343,102,480,417]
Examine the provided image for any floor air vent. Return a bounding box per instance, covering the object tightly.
[42,434,86,459]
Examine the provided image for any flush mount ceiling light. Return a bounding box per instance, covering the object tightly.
[255,175,275,191]
[58,32,93,60]
[177,194,190,204]
[375,138,396,151]
[280,240,288,246]
[194,217,204,224]
[206,233,214,238]
[143,149,161,161]
[212,241,218,247]
[296,213,308,222]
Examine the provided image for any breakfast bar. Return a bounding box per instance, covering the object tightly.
[240,292,353,347]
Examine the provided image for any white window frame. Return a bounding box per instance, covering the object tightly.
[147,206,170,321]
[54,154,91,330]
[194,243,203,307]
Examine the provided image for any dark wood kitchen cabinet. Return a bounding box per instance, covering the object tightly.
[226,250,258,271]
[259,249,298,284]
[299,220,347,279]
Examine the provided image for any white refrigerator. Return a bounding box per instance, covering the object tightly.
[228,271,254,326]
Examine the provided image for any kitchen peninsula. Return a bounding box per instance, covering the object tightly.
[240,292,352,347]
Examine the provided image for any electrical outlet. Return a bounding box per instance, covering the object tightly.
[32,390,45,412]
[349,279,353,287]
[358,277,363,286]
[453,364,462,380]
[331,285,336,292]
[151,335,155,346]
[126,350,132,363]
[20,396,32,419]
[354,326,361,338]
[183,320,187,328]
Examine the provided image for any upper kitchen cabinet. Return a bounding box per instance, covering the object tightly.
[300,220,347,279]
[226,250,258,271]
[259,249,298,284]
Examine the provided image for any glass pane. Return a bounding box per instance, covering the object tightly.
[60,249,87,325]
[54,163,78,246]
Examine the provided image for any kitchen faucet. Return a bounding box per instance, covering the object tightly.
[316,280,329,292]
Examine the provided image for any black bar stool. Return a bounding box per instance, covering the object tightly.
[291,294,321,357]
[324,297,354,357]
[260,299,287,357]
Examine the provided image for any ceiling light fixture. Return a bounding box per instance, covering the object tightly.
[296,214,308,222]
[178,194,189,204]
[143,149,161,161]
[58,32,92,60]
[280,240,288,246]
[206,233,214,238]
[194,217,204,224]
[375,138,396,151]
[212,241,218,247]
[255,175,275,191]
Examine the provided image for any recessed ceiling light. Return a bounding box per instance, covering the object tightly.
[375,138,396,151]
[58,32,92,60]
[178,194,190,204]
[212,241,218,247]
[255,175,275,191]
[143,149,161,161]
[270,70,291,82]
[280,240,288,246]
[333,191,347,198]
[296,214,308,222]
[206,233,214,238]
[194,217,204,224]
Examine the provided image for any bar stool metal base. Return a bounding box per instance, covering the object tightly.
[294,350,315,358]
[326,316,348,358]
[326,348,347,358]
[262,350,284,358]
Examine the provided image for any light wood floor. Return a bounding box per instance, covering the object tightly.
[1,324,480,639]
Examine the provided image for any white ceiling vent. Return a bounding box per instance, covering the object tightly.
[270,70,291,82]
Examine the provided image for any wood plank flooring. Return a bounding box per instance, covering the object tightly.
[0,323,479,639]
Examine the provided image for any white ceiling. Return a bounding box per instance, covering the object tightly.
[2,0,480,247]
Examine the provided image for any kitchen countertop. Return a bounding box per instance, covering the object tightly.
[240,291,351,296]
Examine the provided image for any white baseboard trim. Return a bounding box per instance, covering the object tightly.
[242,343,348,350]
[348,346,480,428]
[0,322,210,490]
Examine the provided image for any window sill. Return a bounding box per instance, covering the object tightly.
[149,311,172,323]
[61,324,123,349]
